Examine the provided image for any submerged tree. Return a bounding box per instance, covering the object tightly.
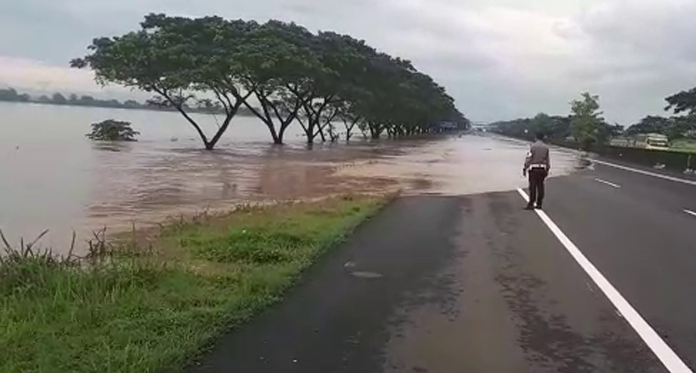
[72,13,464,147]
[71,15,257,150]
[235,20,322,144]
[86,120,140,141]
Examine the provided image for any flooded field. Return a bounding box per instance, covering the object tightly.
[0,102,579,253]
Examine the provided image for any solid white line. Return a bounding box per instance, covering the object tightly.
[516,188,692,373]
[684,209,696,218]
[593,159,696,187]
[593,178,621,188]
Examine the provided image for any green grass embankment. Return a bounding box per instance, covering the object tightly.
[670,139,696,153]
[0,194,389,373]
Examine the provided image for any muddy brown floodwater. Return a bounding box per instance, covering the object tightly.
[83,140,414,230]
[337,134,580,195]
[0,101,582,256]
[84,134,578,253]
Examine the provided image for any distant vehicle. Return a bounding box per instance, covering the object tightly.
[634,133,670,150]
[613,133,670,150]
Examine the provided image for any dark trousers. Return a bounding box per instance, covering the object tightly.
[528,168,548,207]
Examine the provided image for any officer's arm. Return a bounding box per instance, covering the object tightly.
[523,150,531,171]
[523,150,531,175]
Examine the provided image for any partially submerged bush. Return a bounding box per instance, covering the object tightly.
[86,119,139,141]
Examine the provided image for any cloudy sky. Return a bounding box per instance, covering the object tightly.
[1,0,696,125]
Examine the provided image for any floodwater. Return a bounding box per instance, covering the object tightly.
[0,102,579,254]
[336,134,579,196]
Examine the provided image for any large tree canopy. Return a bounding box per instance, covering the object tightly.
[72,13,464,149]
[663,87,696,139]
[71,15,257,149]
[665,88,696,117]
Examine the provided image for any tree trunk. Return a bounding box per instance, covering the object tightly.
[277,117,299,146]
[266,122,281,144]
[205,107,239,150]
[300,103,318,144]
[166,97,211,149]
[369,123,382,140]
[328,124,339,142]
[303,120,318,144]
[344,122,353,142]
[243,93,283,145]
[306,131,315,144]
[318,125,327,142]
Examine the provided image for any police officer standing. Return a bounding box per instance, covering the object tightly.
[523,132,551,210]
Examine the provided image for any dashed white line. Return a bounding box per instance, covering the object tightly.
[517,188,692,373]
[593,178,621,188]
[684,209,696,218]
[593,159,696,187]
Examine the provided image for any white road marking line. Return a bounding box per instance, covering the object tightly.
[593,159,696,187]
[684,209,696,218]
[517,188,692,373]
[593,178,621,188]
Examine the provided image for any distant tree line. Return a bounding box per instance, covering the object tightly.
[0,87,256,115]
[491,93,621,149]
[491,90,696,149]
[71,13,467,150]
[621,89,696,140]
[0,88,31,102]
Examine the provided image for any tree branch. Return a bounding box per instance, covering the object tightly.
[281,98,304,131]
[295,113,309,133]
[268,100,285,126]
[208,110,236,149]
[154,87,210,146]
[211,87,231,116]
[255,90,274,124]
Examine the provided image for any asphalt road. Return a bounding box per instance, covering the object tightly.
[540,160,696,371]
[182,144,696,372]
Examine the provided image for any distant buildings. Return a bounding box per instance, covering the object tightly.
[438,121,457,131]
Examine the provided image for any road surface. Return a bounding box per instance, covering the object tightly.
[186,139,696,373]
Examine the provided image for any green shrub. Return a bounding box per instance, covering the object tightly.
[86,119,139,141]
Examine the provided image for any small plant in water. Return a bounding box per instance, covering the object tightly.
[86,119,139,141]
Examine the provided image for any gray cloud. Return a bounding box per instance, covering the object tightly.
[567,0,696,123]
[1,0,696,125]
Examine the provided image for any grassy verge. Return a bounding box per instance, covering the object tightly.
[670,139,696,153]
[0,194,389,373]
